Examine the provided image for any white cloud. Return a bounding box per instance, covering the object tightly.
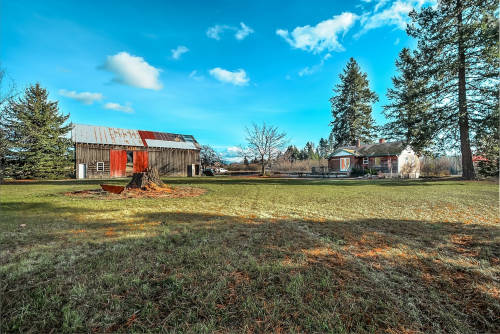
[189,70,204,81]
[206,24,230,40]
[356,0,433,37]
[102,52,162,90]
[59,89,103,105]
[215,146,243,163]
[276,12,358,54]
[225,156,243,163]
[104,102,134,113]
[227,146,242,153]
[235,22,254,40]
[171,45,189,60]
[374,0,390,11]
[209,67,249,86]
[207,22,254,40]
[394,37,400,45]
[298,53,332,77]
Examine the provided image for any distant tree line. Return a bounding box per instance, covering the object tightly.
[0,74,72,180]
[281,138,332,164]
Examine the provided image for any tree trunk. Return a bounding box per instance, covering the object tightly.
[457,0,475,180]
[126,167,165,189]
[261,156,265,176]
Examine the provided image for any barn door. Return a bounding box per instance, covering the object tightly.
[133,151,148,173]
[110,150,127,177]
[78,164,87,179]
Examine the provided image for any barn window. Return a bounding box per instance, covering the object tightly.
[97,162,104,172]
[363,157,368,164]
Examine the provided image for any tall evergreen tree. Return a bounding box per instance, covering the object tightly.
[304,141,318,159]
[474,106,499,176]
[407,0,498,179]
[284,145,300,163]
[329,57,378,148]
[383,48,433,154]
[327,132,336,153]
[318,137,329,158]
[4,83,72,178]
[0,67,17,181]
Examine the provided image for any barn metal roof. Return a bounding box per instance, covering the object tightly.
[72,124,200,149]
[144,139,198,150]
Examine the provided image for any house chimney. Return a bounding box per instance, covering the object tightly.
[379,138,386,144]
[356,139,361,147]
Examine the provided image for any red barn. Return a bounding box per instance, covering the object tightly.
[72,124,201,179]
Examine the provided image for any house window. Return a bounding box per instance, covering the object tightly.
[97,162,104,172]
[363,157,368,165]
[340,157,350,171]
[374,157,381,167]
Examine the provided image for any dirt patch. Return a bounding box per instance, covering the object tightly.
[64,185,206,199]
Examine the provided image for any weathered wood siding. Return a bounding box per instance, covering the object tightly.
[148,148,200,176]
[75,143,200,178]
[75,144,110,179]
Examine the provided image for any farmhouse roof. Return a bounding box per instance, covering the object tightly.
[71,124,200,150]
[329,141,406,158]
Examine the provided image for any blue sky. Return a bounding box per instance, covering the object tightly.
[1,0,432,161]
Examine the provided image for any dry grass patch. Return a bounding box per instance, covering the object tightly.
[64,185,206,199]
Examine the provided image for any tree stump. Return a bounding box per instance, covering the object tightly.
[126,167,165,190]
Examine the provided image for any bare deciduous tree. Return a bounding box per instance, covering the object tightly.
[200,145,222,170]
[242,123,287,175]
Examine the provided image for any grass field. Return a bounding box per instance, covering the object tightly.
[1,177,499,333]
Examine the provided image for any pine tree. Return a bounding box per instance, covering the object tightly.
[4,83,72,179]
[304,142,317,159]
[327,132,336,153]
[329,57,378,148]
[0,67,17,181]
[474,106,499,176]
[318,137,329,158]
[284,145,300,163]
[383,48,434,154]
[407,0,498,179]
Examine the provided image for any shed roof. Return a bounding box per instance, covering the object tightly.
[71,124,200,150]
[329,141,406,158]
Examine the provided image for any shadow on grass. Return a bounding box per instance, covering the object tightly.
[0,200,122,214]
[2,209,499,333]
[1,177,472,187]
[164,177,469,187]
[1,178,130,186]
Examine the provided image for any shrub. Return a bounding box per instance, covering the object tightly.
[350,167,365,176]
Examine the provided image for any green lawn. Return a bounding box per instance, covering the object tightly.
[1,177,499,333]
